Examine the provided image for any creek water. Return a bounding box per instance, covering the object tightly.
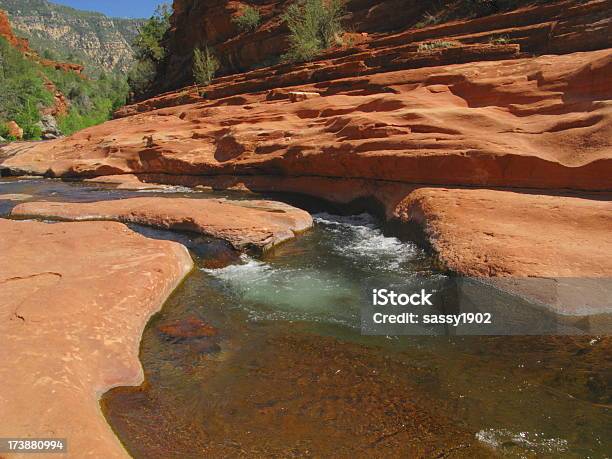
[1,177,610,458]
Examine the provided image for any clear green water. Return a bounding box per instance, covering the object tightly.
[1,178,610,458]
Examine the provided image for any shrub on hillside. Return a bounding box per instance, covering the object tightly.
[464,0,502,15]
[282,0,345,62]
[193,46,220,85]
[42,60,129,135]
[233,6,262,32]
[128,3,171,99]
[0,37,53,140]
[417,40,456,52]
[489,35,510,45]
[0,34,129,140]
[128,58,157,96]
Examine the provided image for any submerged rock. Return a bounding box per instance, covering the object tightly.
[157,316,219,339]
[11,197,313,253]
[0,218,193,458]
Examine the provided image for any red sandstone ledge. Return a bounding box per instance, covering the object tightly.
[11,197,314,253]
[0,218,193,458]
[395,188,612,316]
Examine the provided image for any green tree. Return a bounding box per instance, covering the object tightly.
[282,0,345,62]
[0,37,53,140]
[128,3,171,98]
[233,6,262,32]
[132,3,171,62]
[193,46,219,85]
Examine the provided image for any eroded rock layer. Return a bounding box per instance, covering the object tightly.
[2,48,611,191]
[395,188,612,278]
[11,197,314,253]
[155,0,612,93]
[0,218,193,458]
[394,188,612,316]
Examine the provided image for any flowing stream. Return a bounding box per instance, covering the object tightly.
[1,177,610,458]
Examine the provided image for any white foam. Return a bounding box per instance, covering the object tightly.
[202,213,424,326]
[136,185,197,193]
[202,255,360,325]
[476,428,568,454]
[314,212,417,271]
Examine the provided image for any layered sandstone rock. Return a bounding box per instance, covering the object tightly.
[84,173,172,190]
[12,197,314,253]
[3,48,610,190]
[0,218,193,458]
[395,188,612,278]
[153,0,611,94]
[394,188,612,315]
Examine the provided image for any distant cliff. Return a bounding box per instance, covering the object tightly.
[0,0,143,74]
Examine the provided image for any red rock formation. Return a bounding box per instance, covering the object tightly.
[42,80,70,117]
[0,9,84,75]
[3,48,610,192]
[5,121,23,139]
[0,10,29,51]
[0,218,193,458]
[38,57,85,75]
[395,188,612,278]
[12,197,314,253]
[152,0,611,94]
[394,187,612,317]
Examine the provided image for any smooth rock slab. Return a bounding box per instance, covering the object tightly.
[84,174,171,191]
[0,193,32,201]
[12,197,313,253]
[395,188,612,316]
[0,218,193,458]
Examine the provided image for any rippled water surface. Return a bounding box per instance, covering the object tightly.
[1,178,610,458]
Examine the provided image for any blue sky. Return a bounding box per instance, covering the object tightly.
[50,0,167,18]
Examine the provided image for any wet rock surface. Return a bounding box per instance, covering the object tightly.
[157,315,220,340]
[103,328,491,458]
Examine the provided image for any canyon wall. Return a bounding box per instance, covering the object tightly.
[151,0,611,94]
[0,0,142,74]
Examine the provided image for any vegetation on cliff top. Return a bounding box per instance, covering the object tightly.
[0,36,128,140]
[282,0,346,62]
[128,3,171,100]
[233,5,262,33]
[0,0,142,75]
